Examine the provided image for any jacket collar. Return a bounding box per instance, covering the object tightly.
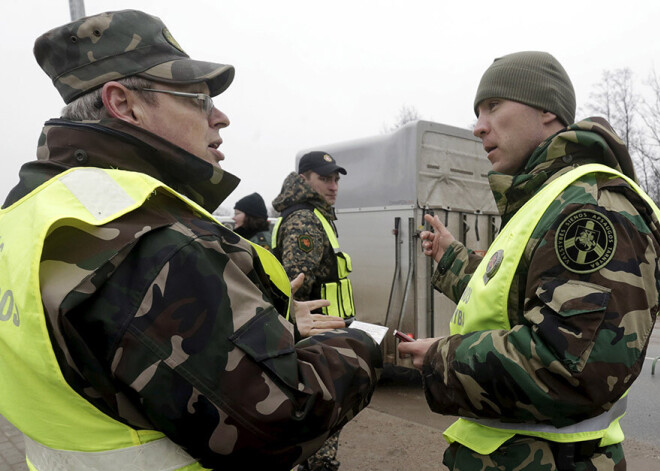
[272,172,336,221]
[488,117,634,226]
[4,118,239,212]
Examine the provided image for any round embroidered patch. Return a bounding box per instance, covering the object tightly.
[298,235,314,253]
[483,249,504,285]
[555,209,617,274]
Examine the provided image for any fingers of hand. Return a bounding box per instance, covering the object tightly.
[310,314,345,329]
[303,298,331,312]
[397,342,413,354]
[424,214,445,232]
[420,230,434,241]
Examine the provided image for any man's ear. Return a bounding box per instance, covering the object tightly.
[541,110,567,134]
[101,82,142,125]
[540,110,559,125]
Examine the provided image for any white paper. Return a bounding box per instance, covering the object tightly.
[348,320,389,344]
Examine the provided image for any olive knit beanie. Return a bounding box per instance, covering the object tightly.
[474,51,576,126]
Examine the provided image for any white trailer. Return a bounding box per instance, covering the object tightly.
[296,120,500,366]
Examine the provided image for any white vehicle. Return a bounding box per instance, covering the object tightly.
[297,120,499,367]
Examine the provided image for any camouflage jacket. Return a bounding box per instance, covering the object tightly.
[234,226,273,250]
[425,117,660,427]
[272,172,338,303]
[2,119,381,469]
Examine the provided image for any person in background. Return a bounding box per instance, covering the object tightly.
[399,51,660,470]
[272,151,355,319]
[233,192,272,249]
[272,151,356,471]
[0,10,381,471]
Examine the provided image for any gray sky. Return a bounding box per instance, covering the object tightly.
[2,0,660,210]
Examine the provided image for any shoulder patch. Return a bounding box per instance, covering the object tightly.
[298,235,314,253]
[555,209,617,274]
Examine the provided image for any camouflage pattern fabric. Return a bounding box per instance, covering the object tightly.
[426,117,659,468]
[234,226,272,251]
[443,437,625,470]
[3,118,382,469]
[33,9,234,103]
[272,172,339,303]
[297,431,341,471]
[249,229,273,250]
[3,117,240,211]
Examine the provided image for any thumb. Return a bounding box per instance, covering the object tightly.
[290,273,305,296]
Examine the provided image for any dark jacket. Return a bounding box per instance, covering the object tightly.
[2,118,381,469]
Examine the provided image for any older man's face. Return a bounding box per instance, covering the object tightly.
[136,83,230,167]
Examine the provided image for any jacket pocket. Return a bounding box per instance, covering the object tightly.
[534,278,611,373]
[229,307,300,390]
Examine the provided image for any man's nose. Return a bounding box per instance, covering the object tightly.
[473,115,487,138]
[210,107,230,129]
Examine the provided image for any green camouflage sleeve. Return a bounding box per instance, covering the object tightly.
[431,241,483,304]
[277,210,328,301]
[50,197,381,469]
[423,179,659,427]
[109,225,380,468]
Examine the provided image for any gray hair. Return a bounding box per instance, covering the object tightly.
[61,76,157,121]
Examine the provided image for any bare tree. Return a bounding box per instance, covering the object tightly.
[381,105,421,133]
[585,68,640,148]
[584,68,660,201]
[637,70,660,201]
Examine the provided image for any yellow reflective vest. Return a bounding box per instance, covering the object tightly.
[443,164,660,455]
[272,208,355,318]
[0,167,290,470]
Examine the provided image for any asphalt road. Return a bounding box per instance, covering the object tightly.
[338,325,660,470]
[625,325,660,446]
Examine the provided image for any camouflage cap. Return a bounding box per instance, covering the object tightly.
[34,9,235,104]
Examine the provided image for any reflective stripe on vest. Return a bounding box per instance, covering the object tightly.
[272,209,355,318]
[25,435,197,471]
[0,167,289,470]
[271,217,282,249]
[444,164,660,454]
[468,395,628,435]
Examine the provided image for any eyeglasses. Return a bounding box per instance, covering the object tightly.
[140,88,215,118]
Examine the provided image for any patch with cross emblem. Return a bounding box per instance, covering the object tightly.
[555,209,617,274]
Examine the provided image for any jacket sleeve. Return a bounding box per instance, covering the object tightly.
[85,224,382,469]
[431,241,483,304]
[277,210,327,300]
[422,185,659,427]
